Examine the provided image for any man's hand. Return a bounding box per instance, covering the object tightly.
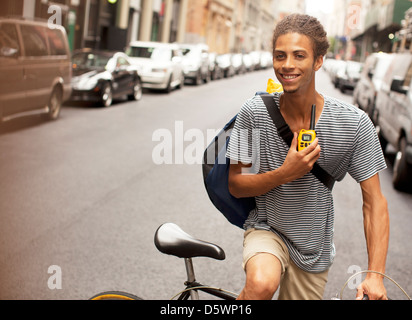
[356,275,388,300]
[228,132,321,198]
[279,132,321,182]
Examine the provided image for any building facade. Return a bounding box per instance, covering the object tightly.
[318,0,412,61]
[1,0,303,54]
[0,0,189,51]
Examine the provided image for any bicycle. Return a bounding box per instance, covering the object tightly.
[90,222,410,300]
[90,222,238,300]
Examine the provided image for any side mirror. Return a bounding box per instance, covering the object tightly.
[0,47,18,58]
[390,78,408,94]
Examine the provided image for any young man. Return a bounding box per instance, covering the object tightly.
[226,14,389,300]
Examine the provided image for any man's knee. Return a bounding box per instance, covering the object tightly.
[242,253,282,299]
[246,271,279,299]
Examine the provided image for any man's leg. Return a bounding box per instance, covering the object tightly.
[237,253,282,300]
[278,260,329,300]
[237,229,289,300]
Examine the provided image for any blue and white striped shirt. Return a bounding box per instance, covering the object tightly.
[226,92,386,273]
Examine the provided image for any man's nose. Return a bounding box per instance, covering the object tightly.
[282,56,295,69]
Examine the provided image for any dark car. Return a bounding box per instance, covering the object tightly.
[374,53,412,191]
[70,50,142,107]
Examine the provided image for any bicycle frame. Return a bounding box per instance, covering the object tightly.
[173,258,237,300]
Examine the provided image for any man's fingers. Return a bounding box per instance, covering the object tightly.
[290,132,298,150]
[356,287,365,300]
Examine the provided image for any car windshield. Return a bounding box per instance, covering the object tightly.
[127,46,171,61]
[72,52,111,69]
[181,47,198,57]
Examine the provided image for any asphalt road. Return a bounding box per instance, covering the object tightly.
[0,67,411,300]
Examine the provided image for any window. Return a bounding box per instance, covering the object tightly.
[0,23,20,57]
[46,28,67,56]
[116,56,129,67]
[127,46,172,61]
[20,25,48,57]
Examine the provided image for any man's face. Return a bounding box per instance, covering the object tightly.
[273,32,323,94]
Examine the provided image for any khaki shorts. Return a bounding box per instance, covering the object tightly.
[243,228,329,300]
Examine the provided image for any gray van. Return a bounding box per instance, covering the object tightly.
[0,18,72,122]
[374,53,412,191]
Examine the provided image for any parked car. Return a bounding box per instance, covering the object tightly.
[216,54,235,78]
[259,51,273,69]
[208,52,223,80]
[179,43,210,85]
[334,60,363,92]
[126,41,184,93]
[232,53,246,75]
[249,51,262,70]
[327,59,347,85]
[242,53,253,72]
[353,52,393,120]
[69,49,142,107]
[0,17,72,122]
[374,53,412,191]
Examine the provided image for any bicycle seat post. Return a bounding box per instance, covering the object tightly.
[184,258,199,300]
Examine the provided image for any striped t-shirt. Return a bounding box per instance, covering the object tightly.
[226,92,386,273]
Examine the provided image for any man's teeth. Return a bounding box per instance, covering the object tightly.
[283,75,298,79]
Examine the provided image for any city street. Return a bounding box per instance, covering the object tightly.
[0,67,411,300]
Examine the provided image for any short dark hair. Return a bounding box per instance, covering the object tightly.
[272,14,329,58]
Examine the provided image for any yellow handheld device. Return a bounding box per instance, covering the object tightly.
[266,78,283,93]
[298,105,316,151]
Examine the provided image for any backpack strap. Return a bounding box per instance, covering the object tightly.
[260,94,335,191]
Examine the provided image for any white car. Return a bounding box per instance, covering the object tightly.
[179,43,210,85]
[126,41,184,92]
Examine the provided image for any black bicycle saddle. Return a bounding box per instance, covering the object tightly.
[154,223,226,260]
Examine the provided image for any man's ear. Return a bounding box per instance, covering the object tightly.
[314,55,324,71]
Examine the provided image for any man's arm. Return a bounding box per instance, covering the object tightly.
[356,173,390,300]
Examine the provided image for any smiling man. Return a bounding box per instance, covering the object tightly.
[227,14,389,300]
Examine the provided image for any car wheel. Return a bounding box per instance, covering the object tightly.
[46,86,62,120]
[393,137,412,191]
[164,75,173,93]
[204,71,211,83]
[129,78,142,101]
[177,72,185,90]
[101,83,113,107]
[195,71,202,85]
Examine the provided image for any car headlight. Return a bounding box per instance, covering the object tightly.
[72,77,99,90]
